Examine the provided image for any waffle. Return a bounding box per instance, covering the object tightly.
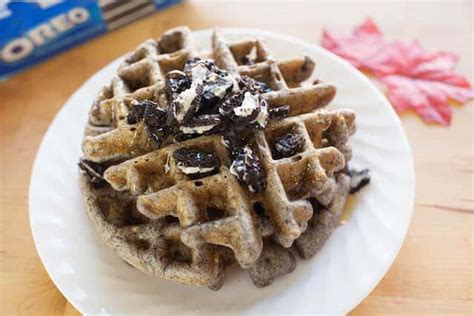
[80,26,359,290]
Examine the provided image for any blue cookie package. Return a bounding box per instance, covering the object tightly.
[0,0,181,80]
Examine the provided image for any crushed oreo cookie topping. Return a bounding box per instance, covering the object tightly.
[143,103,169,147]
[273,132,305,159]
[222,128,252,152]
[219,91,269,129]
[165,70,190,95]
[238,76,271,94]
[78,159,107,187]
[269,105,290,120]
[253,80,272,93]
[124,57,288,193]
[229,145,266,193]
[348,168,371,193]
[126,99,148,124]
[172,148,220,175]
[180,114,222,135]
[127,100,169,147]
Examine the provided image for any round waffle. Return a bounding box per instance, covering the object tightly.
[80,26,361,290]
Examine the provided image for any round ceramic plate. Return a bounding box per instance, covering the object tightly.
[29,28,414,315]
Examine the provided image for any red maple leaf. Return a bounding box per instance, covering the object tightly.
[321,19,396,75]
[322,19,474,126]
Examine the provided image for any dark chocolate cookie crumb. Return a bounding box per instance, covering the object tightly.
[269,105,290,120]
[180,114,223,135]
[219,92,245,118]
[184,58,213,78]
[230,145,266,193]
[273,132,305,159]
[78,159,107,187]
[126,100,149,124]
[253,80,272,93]
[222,128,254,153]
[174,132,200,142]
[219,91,268,129]
[181,84,204,124]
[348,168,370,193]
[126,58,279,193]
[238,76,271,94]
[165,70,190,96]
[172,148,220,175]
[198,77,234,114]
[143,102,169,148]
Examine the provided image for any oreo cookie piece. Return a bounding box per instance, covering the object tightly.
[180,114,223,135]
[198,77,234,114]
[238,76,271,94]
[222,128,253,154]
[183,57,202,77]
[348,168,370,193]
[184,58,214,79]
[269,105,290,120]
[253,80,272,93]
[272,132,305,159]
[180,84,204,124]
[78,158,107,187]
[143,103,169,148]
[174,132,200,142]
[219,91,265,127]
[126,100,151,124]
[219,92,245,118]
[229,145,266,193]
[172,148,220,175]
[165,70,190,96]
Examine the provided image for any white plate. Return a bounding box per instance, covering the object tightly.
[29,28,414,315]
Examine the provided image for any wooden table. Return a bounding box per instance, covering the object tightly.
[1,1,472,315]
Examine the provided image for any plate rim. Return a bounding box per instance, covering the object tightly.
[29,26,415,315]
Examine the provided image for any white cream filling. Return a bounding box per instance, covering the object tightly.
[207,72,219,82]
[221,136,230,148]
[253,103,269,128]
[229,160,244,176]
[191,63,209,83]
[242,145,253,161]
[176,63,209,122]
[176,88,197,121]
[213,85,229,98]
[177,165,216,174]
[179,124,216,134]
[227,74,240,92]
[177,63,242,122]
[164,154,171,174]
[233,92,258,117]
[229,146,253,177]
[230,157,256,192]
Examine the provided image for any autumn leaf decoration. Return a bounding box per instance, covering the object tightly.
[322,19,474,126]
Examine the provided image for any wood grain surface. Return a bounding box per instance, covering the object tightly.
[1,1,472,315]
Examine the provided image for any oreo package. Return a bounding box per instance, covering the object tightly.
[0,0,181,80]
